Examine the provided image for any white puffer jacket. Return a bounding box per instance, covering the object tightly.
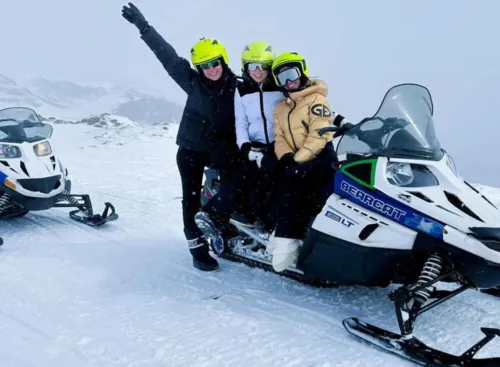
[234,78,284,148]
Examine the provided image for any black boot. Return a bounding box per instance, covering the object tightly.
[188,237,219,272]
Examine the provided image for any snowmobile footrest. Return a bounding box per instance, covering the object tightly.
[343,317,500,366]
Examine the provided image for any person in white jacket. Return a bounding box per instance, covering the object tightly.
[234,41,284,234]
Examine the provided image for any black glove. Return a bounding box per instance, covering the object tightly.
[280,153,297,169]
[334,122,355,138]
[240,142,252,159]
[122,3,150,34]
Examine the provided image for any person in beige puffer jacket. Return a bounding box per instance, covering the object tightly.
[268,51,353,272]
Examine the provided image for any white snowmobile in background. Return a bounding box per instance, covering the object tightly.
[0,107,118,226]
[201,84,500,366]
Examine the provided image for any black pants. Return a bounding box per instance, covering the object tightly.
[176,147,212,240]
[176,144,244,240]
[274,146,337,239]
[247,147,279,230]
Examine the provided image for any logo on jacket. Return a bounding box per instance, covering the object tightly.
[311,103,332,118]
[340,181,406,220]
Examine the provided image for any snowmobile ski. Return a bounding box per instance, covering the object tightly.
[194,211,225,256]
[55,194,118,227]
[343,317,500,366]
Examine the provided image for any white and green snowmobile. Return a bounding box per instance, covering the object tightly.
[200,83,500,366]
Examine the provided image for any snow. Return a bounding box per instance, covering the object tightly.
[1,124,500,366]
[0,74,182,125]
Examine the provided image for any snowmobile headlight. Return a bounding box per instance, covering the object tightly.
[0,144,21,159]
[386,163,439,187]
[33,141,52,156]
[386,163,414,186]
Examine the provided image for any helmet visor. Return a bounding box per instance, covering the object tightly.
[199,59,222,70]
[246,62,271,71]
[275,67,301,86]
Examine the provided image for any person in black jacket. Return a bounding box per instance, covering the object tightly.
[122,3,244,272]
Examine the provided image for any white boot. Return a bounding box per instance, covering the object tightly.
[266,230,277,255]
[272,237,302,272]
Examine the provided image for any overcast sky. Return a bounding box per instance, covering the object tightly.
[2,0,500,186]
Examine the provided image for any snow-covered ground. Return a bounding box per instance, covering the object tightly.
[1,124,500,367]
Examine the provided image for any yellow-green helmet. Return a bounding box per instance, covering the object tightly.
[271,52,309,85]
[190,37,229,66]
[241,41,275,70]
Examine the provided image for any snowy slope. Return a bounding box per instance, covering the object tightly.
[0,74,183,125]
[1,124,500,367]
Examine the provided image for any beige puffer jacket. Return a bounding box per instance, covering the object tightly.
[273,79,336,163]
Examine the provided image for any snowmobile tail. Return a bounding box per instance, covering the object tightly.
[54,193,118,227]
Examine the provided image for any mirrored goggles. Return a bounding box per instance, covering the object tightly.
[246,62,271,71]
[276,67,301,86]
[199,59,222,70]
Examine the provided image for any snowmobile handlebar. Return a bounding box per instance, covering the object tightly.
[316,126,340,136]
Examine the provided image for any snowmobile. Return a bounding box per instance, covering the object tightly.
[0,107,118,226]
[200,83,500,366]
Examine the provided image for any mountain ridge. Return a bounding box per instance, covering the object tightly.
[0,73,183,125]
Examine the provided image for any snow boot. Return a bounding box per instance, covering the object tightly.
[194,211,225,255]
[194,211,238,256]
[271,236,303,272]
[266,230,277,255]
[188,236,219,272]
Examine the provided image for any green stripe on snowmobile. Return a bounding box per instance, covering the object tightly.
[340,158,377,189]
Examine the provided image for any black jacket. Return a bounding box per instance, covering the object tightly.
[140,26,237,153]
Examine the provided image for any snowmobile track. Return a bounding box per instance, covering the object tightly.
[220,251,338,288]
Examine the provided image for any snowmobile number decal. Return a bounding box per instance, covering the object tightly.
[325,210,356,227]
[340,181,406,220]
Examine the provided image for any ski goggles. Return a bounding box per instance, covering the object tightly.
[275,67,301,86]
[198,59,222,70]
[246,62,271,71]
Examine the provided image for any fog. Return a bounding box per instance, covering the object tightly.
[2,0,499,185]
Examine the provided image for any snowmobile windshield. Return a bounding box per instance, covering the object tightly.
[0,107,53,143]
[337,84,444,161]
